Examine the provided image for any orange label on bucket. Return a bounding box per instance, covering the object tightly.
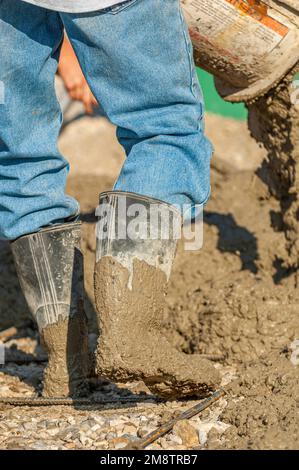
[182,0,290,56]
[225,0,289,36]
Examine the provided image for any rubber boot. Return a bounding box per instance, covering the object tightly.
[94,192,220,399]
[11,222,89,397]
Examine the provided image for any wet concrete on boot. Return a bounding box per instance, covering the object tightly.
[94,256,220,399]
[248,63,299,270]
[41,315,89,398]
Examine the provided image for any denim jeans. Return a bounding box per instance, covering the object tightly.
[0,0,213,240]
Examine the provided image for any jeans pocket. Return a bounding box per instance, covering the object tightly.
[104,0,140,15]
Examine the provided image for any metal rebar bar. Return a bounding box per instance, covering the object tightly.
[128,388,226,449]
[0,395,161,407]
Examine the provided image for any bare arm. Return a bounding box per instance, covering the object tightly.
[58,34,98,115]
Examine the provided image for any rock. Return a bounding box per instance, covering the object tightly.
[108,417,128,428]
[21,422,36,431]
[106,431,117,440]
[5,422,18,429]
[57,427,80,442]
[64,442,77,450]
[94,440,109,450]
[137,427,148,438]
[47,428,60,437]
[122,424,137,436]
[79,432,93,448]
[90,423,101,433]
[95,426,108,437]
[109,436,130,450]
[36,421,47,429]
[46,421,60,430]
[93,416,107,426]
[89,432,99,441]
[3,437,28,450]
[82,418,98,429]
[80,422,93,432]
[160,437,171,449]
[169,434,183,445]
[173,420,199,448]
[137,425,156,438]
[127,417,141,427]
[30,441,50,450]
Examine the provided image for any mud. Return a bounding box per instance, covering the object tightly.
[207,353,299,449]
[94,256,220,399]
[248,62,299,269]
[41,315,89,398]
[168,267,299,366]
[165,166,299,356]
[162,166,299,448]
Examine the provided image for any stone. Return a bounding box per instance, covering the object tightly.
[137,427,149,438]
[109,436,130,450]
[94,440,109,450]
[173,420,199,448]
[169,434,183,445]
[30,441,50,450]
[79,432,93,447]
[122,424,137,436]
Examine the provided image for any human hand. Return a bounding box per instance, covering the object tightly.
[58,34,98,115]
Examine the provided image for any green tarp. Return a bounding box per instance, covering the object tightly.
[197,68,248,121]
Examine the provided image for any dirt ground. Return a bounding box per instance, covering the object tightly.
[0,113,298,450]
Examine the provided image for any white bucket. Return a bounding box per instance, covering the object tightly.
[182,0,299,101]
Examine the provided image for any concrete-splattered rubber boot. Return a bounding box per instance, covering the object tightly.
[11,222,89,397]
[94,192,220,399]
